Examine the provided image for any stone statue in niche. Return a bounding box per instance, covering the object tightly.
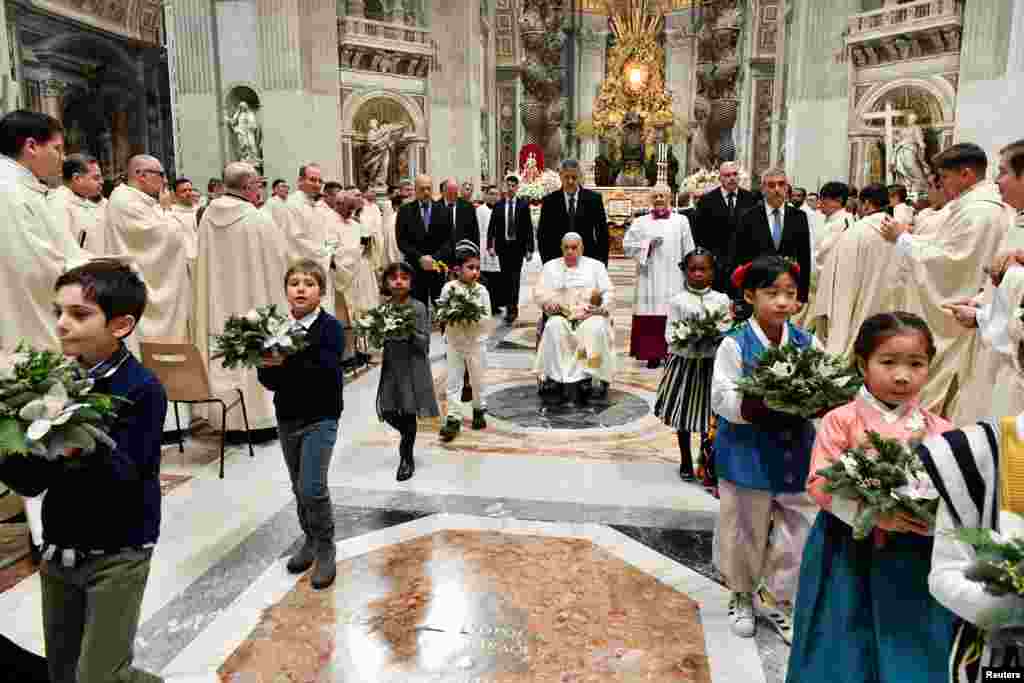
[687,100,713,173]
[890,112,930,193]
[362,118,407,188]
[225,101,261,162]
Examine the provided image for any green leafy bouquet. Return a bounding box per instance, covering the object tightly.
[734,344,862,418]
[353,303,417,350]
[0,344,126,460]
[211,305,309,370]
[434,285,488,327]
[668,308,736,356]
[951,515,1024,646]
[815,430,938,541]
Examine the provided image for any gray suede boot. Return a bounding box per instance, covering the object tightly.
[311,539,336,590]
[286,502,315,574]
[308,498,336,590]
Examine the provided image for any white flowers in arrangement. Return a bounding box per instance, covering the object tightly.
[211,305,309,369]
[518,169,562,202]
[669,308,736,357]
[352,303,417,350]
[0,345,124,460]
[734,344,862,418]
[683,166,752,194]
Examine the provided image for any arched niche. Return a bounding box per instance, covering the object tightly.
[224,84,263,165]
[341,90,426,137]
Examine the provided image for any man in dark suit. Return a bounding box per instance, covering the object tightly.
[487,173,535,322]
[438,176,479,248]
[396,174,454,305]
[727,167,812,303]
[537,159,609,265]
[693,162,758,290]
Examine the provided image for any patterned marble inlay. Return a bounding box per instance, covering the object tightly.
[218,529,711,682]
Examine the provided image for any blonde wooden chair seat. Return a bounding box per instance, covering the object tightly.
[139,339,255,479]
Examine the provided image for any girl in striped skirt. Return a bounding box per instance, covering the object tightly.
[654,248,731,481]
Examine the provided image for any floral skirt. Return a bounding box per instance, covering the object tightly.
[654,355,713,433]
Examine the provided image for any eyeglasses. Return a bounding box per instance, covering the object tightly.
[140,169,166,178]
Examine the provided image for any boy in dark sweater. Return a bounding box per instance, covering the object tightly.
[0,260,166,683]
[257,259,344,590]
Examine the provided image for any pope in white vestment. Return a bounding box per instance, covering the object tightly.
[534,233,616,387]
[0,155,90,350]
[48,184,107,254]
[622,199,693,363]
[888,180,1012,417]
[106,182,191,341]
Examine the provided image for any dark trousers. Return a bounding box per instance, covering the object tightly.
[411,268,443,307]
[0,633,48,683]
[40,548,161,683]
[480,271,505,310]
[382,412,417,459]
[278,418,339,544]
[498,253,524,311]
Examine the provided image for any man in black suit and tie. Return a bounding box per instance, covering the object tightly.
[487,173,535,322]
[693,161,758,290]
[537,159,609,266]
[396,174,455,305]
[439,176,480,248]
[727,167,812,304]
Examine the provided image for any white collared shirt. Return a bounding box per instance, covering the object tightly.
[711,318,823,424]
[292,308,320,330]
[721,187,738,210]
[564,191,579,215]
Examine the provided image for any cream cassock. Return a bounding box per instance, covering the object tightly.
[533,255,616,384]
[267,190,335,312]
[48,184,107,254]
[192,194,289,430]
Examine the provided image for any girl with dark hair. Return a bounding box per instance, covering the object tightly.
[789,311,956,683]
[654,248,729,481]
[376,261,440,481]
[710,255,820,642]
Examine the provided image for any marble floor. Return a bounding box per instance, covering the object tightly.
[0,258,791,682]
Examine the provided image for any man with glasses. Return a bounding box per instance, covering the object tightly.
[49,152,107,252]
[106,154,192,340]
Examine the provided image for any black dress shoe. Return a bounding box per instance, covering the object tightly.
[679,466,696,482]
[396,455,415,481]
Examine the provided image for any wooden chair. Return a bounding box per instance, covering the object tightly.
[139,340,255,479]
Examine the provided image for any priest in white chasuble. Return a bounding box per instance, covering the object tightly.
[533,233,616,402]
[0,111,91,352]
[192,162,288,432]
[880,143,1012,417]
[267,163,334,313]
[167,176,200,273]
[380,194,405,267]
[49,152,107,253]
[106,155,191,342]
[821,184,908,359]
[360,188,388,276]
[622,185,693,367]
[809,182,855,342]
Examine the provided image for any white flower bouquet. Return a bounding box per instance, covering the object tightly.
[733,344,862,418]
[518,169,561,202]
[669,308,736,356]
[814,430,938,541]
[352,302,417,350]
[683,168,720,194]
[0,344,125,460]
[211,305,309,369]
[951,516,1024,643]
[434,285,488,327]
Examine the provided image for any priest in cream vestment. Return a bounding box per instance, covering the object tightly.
[106,155,191,341]
[48,153,107,253]
[819,185,908,358]
[266,164,335,313]
[360,190,388,275]
[192,163,289,432]
[808,182,855,342]
[880,147,1011,417]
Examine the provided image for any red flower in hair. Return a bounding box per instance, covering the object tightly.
[785,258,801,278]
[731,262,753,290]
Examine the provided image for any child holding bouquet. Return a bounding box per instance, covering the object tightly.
[710,255,820,641]
[654,247,730,481]
[438,241,493,443]
[0,261,167,683]
[257,260,344,590]
[376,261,439,481]
[788,312,956,683]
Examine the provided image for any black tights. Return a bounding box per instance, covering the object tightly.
[677,430,705,475]
[383,412,417,459]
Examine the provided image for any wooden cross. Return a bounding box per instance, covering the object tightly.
[861,102,913,184]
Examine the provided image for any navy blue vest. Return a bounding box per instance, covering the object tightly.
[714,321,815,493]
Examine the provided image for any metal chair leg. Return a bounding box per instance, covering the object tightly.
[219,400,227,479]
[173,402,184,453]
[238,389,255,459]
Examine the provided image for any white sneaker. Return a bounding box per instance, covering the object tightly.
[728,591,756,638]
[755,590,794,645]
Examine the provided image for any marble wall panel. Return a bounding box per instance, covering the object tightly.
[217,0,259,91]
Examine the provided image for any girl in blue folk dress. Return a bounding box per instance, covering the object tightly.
[786,312,957,683]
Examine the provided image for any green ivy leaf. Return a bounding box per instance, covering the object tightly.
[0,417,28,455]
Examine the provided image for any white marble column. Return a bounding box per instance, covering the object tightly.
[664,10,696,177]
[574,14,607,127]
[0,2,16,114]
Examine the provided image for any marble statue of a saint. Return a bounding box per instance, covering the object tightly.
[225,102,261,162]
[363,118,407,188]
[891,113,930,193]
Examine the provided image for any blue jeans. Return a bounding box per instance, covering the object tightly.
[277,418,338,542]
